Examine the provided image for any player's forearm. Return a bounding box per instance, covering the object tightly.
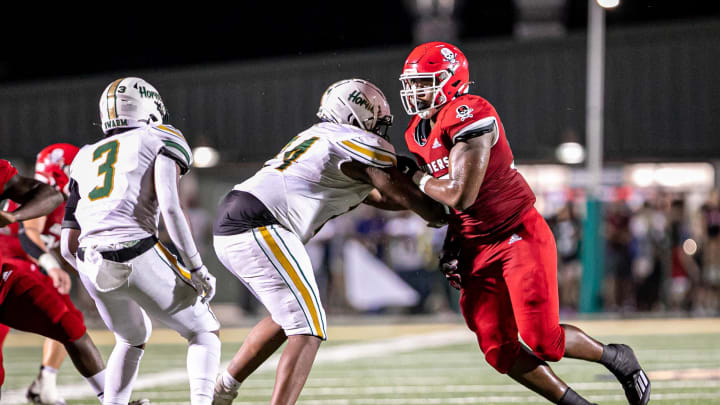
[155,155,204,270]
[363,189,406,211]
[412,173,470,211]
[10,183,63,222]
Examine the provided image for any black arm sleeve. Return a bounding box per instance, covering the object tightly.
[453,121,496,144]
[18,224,46,259]
[62,179,81,229]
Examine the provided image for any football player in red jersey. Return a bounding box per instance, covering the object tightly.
[0,158,148,405]
[397,42,650,405]
[0,144,81,404]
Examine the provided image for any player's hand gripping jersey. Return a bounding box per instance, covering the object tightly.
[65,124,192,246]
[404,95,535,242]
[233,122,396,244]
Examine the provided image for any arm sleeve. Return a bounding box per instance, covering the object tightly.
[154,154,203,270]
[62,179,81,229]
[451,116,499,145]
[18,224,46,259]
[334,134,397,168]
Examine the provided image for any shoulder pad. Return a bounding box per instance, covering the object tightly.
[334,131,396,168]
[151,125,193,173]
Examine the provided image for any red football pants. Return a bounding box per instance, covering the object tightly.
[0,260,87,386]
[459,208,565,374]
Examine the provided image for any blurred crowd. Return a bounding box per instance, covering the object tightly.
[549,188,720,317]
[168,171,720,318]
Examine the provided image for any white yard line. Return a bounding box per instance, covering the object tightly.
[1,328,472,404]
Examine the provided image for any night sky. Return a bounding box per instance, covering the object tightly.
[1,1,718,84]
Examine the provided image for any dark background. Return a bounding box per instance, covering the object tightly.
[2,1,719,84]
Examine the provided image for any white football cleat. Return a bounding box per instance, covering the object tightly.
[212,375,239,405]
[25,369,66,405]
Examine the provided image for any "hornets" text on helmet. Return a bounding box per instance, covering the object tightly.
[316,78,394,139]
[99,77,169,134]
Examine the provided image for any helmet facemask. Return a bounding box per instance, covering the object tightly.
[400,70,451,119]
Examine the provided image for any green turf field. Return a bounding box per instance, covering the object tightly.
[2,319,719,404]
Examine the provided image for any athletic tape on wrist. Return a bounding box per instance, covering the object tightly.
[418,174,433,194]
[38,252,61,271]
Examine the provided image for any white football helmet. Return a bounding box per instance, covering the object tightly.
[317,78,393,139]
[99,77,169,134]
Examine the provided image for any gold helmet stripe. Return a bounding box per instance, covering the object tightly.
[106,78,124,120]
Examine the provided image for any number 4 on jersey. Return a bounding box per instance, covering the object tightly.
[89,140,119,200]
[276,136,318,171]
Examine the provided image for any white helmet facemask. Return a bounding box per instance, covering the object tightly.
[99,77,169,134]
[316,78,393,139]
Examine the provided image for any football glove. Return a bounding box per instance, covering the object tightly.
[396,155,420,177]
[190,265,216,304]
[439,250,462,290]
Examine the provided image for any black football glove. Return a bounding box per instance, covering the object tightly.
[439,251,462,290]
[396,155,421,177]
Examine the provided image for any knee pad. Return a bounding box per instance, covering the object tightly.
[115,312,152,347]
[484,340,522,374]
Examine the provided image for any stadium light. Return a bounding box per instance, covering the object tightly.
[555,142,586,164]
[596,0,619,9]
[193,146,220,168]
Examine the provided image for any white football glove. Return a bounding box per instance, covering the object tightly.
[190,265,216,304]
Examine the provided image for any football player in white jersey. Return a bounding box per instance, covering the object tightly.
[60,77,220,405]
[212,79,448,405]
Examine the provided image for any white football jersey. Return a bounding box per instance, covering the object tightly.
[69,125,192,246]
[235,122,396,243]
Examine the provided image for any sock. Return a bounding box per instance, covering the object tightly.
[83,369,105,403]
[40,365,59,375]
[557,387,595,405]
[187,332,221,405]
[104,343,144,405]
[599,344,618,368]
[220,370,242,392]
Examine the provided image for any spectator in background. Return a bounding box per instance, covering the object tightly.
[384,211,436,314]
[668,198,700,312]
[698,189,720,315]
[604,198,635,312]
[547,201,582,312]
[630,199,670,312]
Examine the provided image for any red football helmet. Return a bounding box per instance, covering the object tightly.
[399,41,470,119]
[35,143,79,196]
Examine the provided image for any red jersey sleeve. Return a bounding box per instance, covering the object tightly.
[0,159,18,196]
[438,95,500,146]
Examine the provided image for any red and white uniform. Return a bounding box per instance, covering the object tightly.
[0,159,85,386]
[405,95,565,374]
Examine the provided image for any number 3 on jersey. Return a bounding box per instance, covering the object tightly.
[89,140,119,200]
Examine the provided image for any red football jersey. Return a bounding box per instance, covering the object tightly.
[1,200,66,250]
[0,159,17,195]
[404,94,535,242]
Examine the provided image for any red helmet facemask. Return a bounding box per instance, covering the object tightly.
[35,143,79,196]
[399,41,470,119]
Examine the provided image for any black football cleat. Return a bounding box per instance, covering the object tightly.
[602,344,651,405]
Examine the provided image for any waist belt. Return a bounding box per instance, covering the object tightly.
[78,235,158,263]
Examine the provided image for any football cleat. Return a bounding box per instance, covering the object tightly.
[212,374,239,405]
[25,371,66,405]
[129,399,151,405]
[603,344,651,405]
